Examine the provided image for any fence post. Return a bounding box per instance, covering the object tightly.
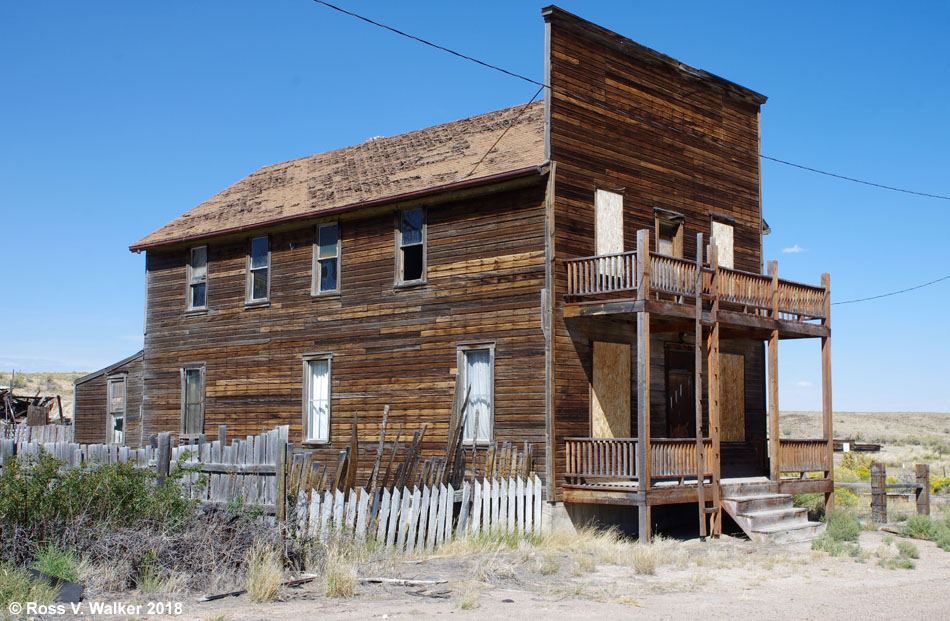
[276,437,288,523]
[870,461,886,523]
[156,432,171,485]
[916,464,930,517]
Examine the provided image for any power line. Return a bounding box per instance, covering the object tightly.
[832,274,950,305]
[465,85,544,179]
[311,0,950,202]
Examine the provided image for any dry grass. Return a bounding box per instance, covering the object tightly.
[244,545,283,603]
[323,551,357,598]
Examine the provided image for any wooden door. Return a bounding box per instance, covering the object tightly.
[591,341,631,438]
[720,353,746,442]
[665,347,695,438]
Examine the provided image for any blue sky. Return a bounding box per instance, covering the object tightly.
[1,1,947,412]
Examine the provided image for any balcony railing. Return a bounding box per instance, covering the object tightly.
[564,437,712,485]
[778,439,830,476]
[564,248,827,322]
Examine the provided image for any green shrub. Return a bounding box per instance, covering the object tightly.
[825,510,861,542]
[896,540,919,559]
[931,476,950,495]
[811,533,860,557]
[901,515,937,540]
[793,489,857,522]
[32,543,79,582]
[0,562,57,609]
[936,529,950,552]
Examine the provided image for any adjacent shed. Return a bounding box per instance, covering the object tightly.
[73,351,144,446]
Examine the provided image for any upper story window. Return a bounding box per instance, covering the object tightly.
[246,236,270,303]
[710,216,735,269]
[396,208,426,285]
[654,210,684,258]
[107,376,126,445]
[313,223,340,295]
[187,246,208,310]
[595,189,624,255]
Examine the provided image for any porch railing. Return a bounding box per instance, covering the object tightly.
[778,439,830,475]
[563,248,827,322]
[564,437,712,485]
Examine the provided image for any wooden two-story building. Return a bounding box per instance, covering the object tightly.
[75,6,835,540]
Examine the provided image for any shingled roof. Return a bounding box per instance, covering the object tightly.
[131,101,547,251]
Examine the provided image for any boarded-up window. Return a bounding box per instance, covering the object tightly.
[460,345,494,443]
[595,189,624,256]
[655,215,683,258]
[720,353,745,442]
[181,365,205,437]
[107,376,126,445]
[304,356,331,443]
[591,341,631,438]
[711,220,734,269]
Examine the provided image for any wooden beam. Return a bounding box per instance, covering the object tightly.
[821,272,834,511]
[636,229,652,542]
[694,233,706,538]
[707,240,722,537]
[768,260,780,482]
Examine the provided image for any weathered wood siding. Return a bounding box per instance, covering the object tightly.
[545,8,766,498]
[74,354,144,446]
[142,182,548,480]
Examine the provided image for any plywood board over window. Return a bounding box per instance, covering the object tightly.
[711,220,734,269]
[720,353,745,442]
[595,189,624,256]
[591,341,631,438]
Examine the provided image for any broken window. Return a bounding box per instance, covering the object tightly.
[313,223,339,294]
[655,216,683,258]
[247,236,269,303]
[187,246,208,310]
[303,355,331,443]
[459,345,494,443]
[107,376,126,445]
[181,365,205,437]
[397,208,425,284]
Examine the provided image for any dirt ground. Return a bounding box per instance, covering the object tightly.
[52,526,949,621]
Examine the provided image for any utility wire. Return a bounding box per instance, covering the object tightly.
[465,85,544,179]
[311,0,950,202]
[832,274,950,305]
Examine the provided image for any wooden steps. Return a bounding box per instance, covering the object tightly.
[720,479,824,543]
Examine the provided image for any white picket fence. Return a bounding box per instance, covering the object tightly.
[291,475,544,551]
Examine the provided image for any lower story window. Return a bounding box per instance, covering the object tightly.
[107,376,126,444]
[181,365,205,436]
[460,345,494,443]
[304,355,331,443]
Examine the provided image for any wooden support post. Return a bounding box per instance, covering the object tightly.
[276,437,288,523]
[870,461,886,523]
[916,464,930,516]
[821,273,834,511]
[707,240,722,537]
[636,229,652,542]
[693,233,706,539]
[767,260,780,482]
[156,432,171,485]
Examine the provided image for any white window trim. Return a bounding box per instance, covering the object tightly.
[395,208,427,287]
[302,353,333,445]
[180,363,206,439]
[106,375,127,445]
[245,236,271,305]
[186,245,209,312]
[457,342,495,445]
[311,222,341,296]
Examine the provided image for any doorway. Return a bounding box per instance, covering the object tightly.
[665,346,695,438]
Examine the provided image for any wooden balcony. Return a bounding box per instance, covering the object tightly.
[565,437,713,487]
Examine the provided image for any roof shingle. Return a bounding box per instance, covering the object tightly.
[131,101,546,250]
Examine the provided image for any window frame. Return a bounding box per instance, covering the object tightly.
[180,363,206,439]
[301,353,333,445]
[186,245,209,312]
[311,222,341,297]
[709,213,736,270]
[457,342,496,445]
[106,375,127,445]
[245,235,271,305]
[394,207,427,287]
[653,209,684,258]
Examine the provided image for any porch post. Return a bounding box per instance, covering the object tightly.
[694,234,707,538]
[707,239,722,537]
[636,229,652,541]
[768,261,780,482]
[821,273,834,511]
